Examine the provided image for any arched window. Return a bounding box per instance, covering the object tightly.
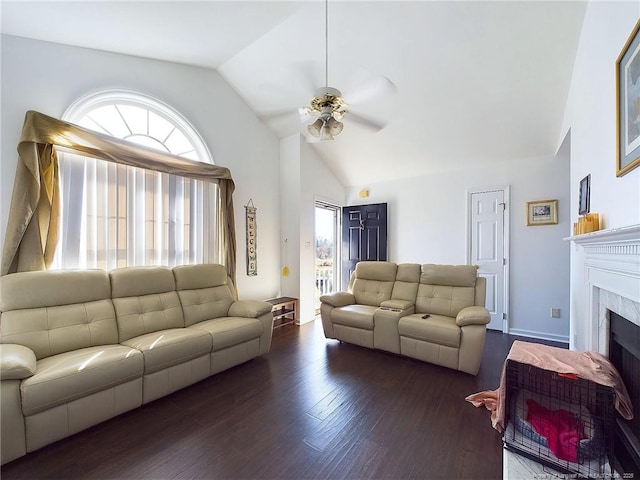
[53,90,220,270]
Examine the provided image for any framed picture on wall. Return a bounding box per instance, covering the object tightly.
[616,19,640,176]
[579,174,590,215]
[526,199,558,226]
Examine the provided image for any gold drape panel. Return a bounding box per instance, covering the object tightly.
[1,110,237,282]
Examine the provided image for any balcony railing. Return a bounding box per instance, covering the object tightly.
[315,264,334,312]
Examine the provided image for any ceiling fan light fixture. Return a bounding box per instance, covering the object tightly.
[326,116,343,136]
[319,123,335,141]
[307,118,324,137]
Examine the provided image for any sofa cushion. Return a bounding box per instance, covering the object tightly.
[351,262,396,307]
[173,264,229,291]
[1,300,119,361]
[398,315,461,348]
[354,261,398,282]
[396,263,421,283]
[121,328,212,375]
[416,284,476,318]
[391,263,421,302]
[351,262,398,307]
[173,264,236,327]
[0,269,111,310]
[1,270,118,360]
[110,266,176,298]
[20,345,143,416]
[112,294,184,341]
[420,264,478,287]
[352,279,395,307]
[110,267,185,342]
[177,288,235,327]
[331,305,378,330]
[188,317,263,351]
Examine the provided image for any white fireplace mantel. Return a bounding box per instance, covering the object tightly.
[566,223,640,245]
[565,224,640,353]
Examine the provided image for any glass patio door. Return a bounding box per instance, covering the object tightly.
[314,202,340,313]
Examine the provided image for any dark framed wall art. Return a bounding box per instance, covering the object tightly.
[616,19,640,176]
[579,174,590,215]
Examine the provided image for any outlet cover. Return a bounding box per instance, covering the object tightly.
[551,308,561,318]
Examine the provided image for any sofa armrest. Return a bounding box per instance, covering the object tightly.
[320,292,355,308]
[0,344,37,380]
[229,300,273,318]
[456,306,490,327]
[380,299,414,311]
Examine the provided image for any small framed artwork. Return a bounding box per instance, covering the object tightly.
[526,199,558,226]
[579,174,590,215]
[616,19,640,176]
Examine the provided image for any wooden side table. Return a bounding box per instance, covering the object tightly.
[265,297,298,328]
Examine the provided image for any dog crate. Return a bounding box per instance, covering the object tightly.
[503,359,616,478]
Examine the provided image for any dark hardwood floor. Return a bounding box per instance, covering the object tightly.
[1,320,565,480]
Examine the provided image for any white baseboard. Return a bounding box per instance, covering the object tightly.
[506,328,569,345]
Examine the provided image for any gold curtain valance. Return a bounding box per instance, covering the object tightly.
[1,110,237,282]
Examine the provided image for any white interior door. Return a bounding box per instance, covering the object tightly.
[468,188,508,331]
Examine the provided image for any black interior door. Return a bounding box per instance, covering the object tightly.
[342,203,388,288]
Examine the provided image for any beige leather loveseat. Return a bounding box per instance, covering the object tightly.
[0,264,273,465]
[320,262,490,375]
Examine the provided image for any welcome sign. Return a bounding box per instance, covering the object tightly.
[245,200,257,276]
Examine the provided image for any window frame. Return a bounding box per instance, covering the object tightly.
[63,89,213,164]
[53,90,220,271]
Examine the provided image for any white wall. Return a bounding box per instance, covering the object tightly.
[279,135,345,324]
[279,134,302,301]
[299,141,345,323]
[346,152,571,343]
[560,2,640,350]
[0,35,282,300]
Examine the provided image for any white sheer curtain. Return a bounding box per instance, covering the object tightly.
[54,151,220,270]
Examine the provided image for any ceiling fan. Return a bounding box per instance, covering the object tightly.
[300,0,396,141]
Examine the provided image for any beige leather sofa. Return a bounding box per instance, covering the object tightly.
[0,264,273,465]
[320,262,490,375]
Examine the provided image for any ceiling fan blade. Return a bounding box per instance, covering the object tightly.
[346,75,397,106]
[298,106,318,124]
[291,60,323,97]
[347,111,387,132]
[259,106,316,125]
[259,109,294,122]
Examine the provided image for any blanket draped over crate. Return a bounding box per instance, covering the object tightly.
[465,340,633,433]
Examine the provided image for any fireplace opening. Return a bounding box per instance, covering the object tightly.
[609,310,640,476]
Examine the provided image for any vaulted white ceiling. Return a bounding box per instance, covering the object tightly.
[1,1,587,187]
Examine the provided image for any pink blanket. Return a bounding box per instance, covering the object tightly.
[465,340,633,433]
[526,399,586,462]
